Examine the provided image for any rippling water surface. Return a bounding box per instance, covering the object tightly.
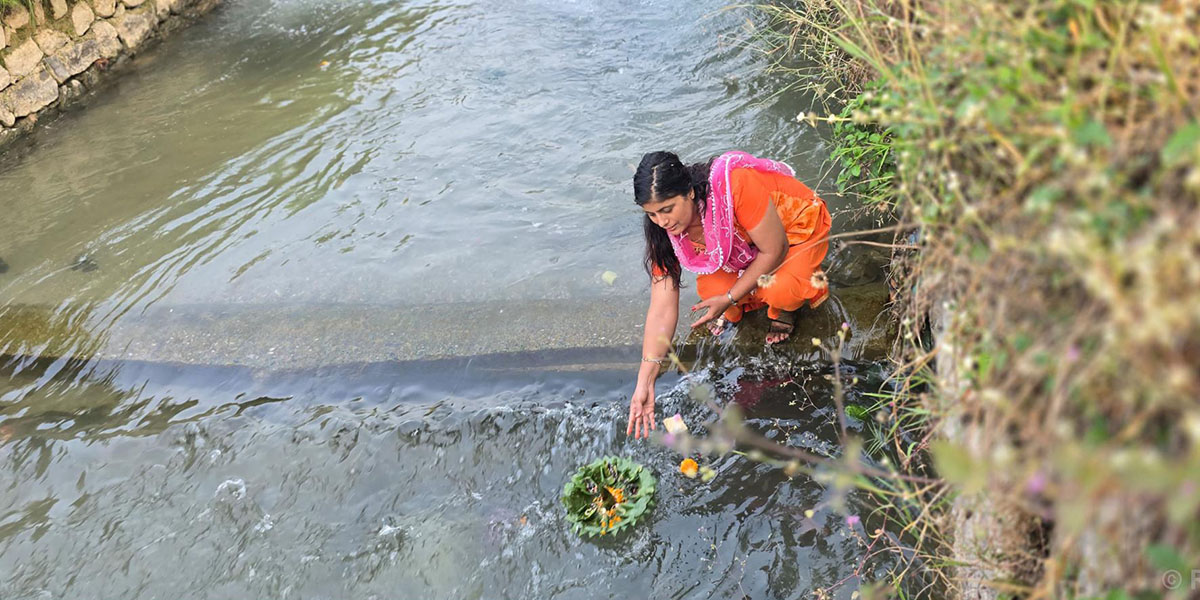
[2,355,897,599]
[0,0,898,597]
[0,0,847,313]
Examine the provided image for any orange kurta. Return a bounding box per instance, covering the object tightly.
[665,167,832,322]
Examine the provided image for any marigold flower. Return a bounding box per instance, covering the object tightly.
[606,486,626,504]
[680,458,699,478]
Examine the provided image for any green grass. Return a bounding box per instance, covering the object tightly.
[0,0,36,13]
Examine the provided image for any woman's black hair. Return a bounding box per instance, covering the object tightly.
[633,151,713,289]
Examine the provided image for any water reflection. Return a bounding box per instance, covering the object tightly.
[0,0,836,318]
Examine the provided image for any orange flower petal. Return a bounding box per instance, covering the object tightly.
[680,458,699,478]
[606,486,626,504]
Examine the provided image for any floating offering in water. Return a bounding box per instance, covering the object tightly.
[562,456,656,538]
[662,413,688,435]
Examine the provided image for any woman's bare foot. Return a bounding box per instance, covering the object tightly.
[766,310,797,345]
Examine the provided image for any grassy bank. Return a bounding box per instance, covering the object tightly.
[0,0,35,14]
[750,0,1200,597]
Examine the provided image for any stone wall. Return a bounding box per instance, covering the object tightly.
[0,0,219,148]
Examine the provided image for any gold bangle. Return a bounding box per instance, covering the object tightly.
[642,357,666,364]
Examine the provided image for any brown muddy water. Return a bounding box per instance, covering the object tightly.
[0,0,902,597]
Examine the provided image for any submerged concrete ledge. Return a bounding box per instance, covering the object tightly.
[0,283,893,369]
[0,0,220,149]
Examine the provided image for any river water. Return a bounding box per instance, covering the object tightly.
[0,0,898,597]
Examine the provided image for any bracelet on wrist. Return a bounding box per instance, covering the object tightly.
[642,356,666,365]
[726,291,736,305]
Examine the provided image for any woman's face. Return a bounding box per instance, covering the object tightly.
[641,191,697,236]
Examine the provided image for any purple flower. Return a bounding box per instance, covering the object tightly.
[1025,471,1047,495]
[841,321,850,330]
[662,433,676,446]
[845,515,860,527]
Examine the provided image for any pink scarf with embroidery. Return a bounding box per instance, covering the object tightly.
[668,151,796,274]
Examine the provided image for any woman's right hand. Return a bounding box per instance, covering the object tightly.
[627,383,657,439]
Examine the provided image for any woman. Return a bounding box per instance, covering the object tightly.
[626,150,831,439]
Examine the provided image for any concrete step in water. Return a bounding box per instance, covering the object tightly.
[0,283,893,370]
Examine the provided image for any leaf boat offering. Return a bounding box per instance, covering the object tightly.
[562,456,656,537]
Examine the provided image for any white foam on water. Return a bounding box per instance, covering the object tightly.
[214,478,247,500]
[254,513,275,533]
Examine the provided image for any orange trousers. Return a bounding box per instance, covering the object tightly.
[697,237,830,323]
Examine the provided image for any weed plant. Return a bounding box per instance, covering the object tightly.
[0,0,37,16]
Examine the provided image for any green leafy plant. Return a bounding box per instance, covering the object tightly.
[831,85,896,203]
[561,456,656,538]
[844,404,870,421]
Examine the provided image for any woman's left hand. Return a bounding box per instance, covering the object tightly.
[690,295,733,329]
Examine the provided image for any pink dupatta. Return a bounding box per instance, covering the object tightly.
[668,151,796,274]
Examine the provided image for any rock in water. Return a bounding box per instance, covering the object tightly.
[828,245,886,287]
[0,257,8,273]
[71,254,99,272]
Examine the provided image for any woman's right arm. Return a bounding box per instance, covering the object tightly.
[628,275,680,439]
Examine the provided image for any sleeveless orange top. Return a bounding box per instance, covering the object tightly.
[652,168,827,276]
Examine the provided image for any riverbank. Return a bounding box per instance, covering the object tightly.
[0,0,220,149]
[757,1,1200,597]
